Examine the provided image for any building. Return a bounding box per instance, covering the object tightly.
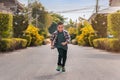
[109,0,120,7]
[87,0,120,38]
[98,0,120,14]
[89,0,120,22]
[0,0,24,14]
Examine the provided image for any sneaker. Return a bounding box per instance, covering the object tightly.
[56,65,62,71]
[62,67,66,72]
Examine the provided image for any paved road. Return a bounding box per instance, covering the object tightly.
[0,44,120,80]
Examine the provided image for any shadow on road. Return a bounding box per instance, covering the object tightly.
[34,72,63,80]
[86,53,120,60]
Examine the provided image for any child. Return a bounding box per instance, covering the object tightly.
[50,22,70,72]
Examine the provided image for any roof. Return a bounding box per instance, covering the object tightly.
[88,7,120,23]
[98,7,120,14]
[0,0,24,10]
[0,0,24,14]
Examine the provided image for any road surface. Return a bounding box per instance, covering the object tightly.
[0,44,120,80]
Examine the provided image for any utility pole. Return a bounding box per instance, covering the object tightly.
[96,0,99,14]
[28,0,32,24]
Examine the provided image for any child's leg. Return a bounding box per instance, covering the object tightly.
[57,48,63,66]
[62,49,67,67]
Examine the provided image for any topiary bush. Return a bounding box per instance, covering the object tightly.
[93,38,107,49]
[13,14,28,38]
[0,38,27,52]
[108,12,120,39]
[91,14,107,38]
[93,38,120,52]
[0,13,13,38]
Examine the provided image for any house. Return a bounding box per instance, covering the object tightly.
[89,0,120,38]
[109,0,120,7]
[89,0,120,22]
[0,0,24,14]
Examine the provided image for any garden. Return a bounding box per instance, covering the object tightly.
[68,12,120,52]
[0,1,66,52]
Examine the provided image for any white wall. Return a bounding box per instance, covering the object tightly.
[110,0,120,6]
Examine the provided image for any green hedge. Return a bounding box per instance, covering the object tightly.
[91,14,107,38]
[93,38,120,52]
[0,38,27,52]
[0,13,13,38]
[108,12,120,38]
[22,35,32,46]
[13,14,28,38]
[88,33,98,47]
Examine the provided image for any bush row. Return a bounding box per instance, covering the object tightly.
[91,14,108,38]
[108,12,120,38]
[0,13,13,38]
[93,38,120,52]
[0,38,27,52]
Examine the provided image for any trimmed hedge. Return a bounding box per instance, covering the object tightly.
[91,14,107,38]
[108,12,120,38]
[0,38,27,52]
[88,33,98,47]
[0,13,13,38]
[22,35,32,47]
[93,38,120,52]
[13,14,28,38]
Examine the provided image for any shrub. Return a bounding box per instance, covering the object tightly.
[71,39,77,45]
[93,38,120,52]
[68,27,77,40]
[24,24,44,46]
[108,12,120,39]
[0,13,13,38]
[13,14,28,38]
[76,21,96,46]
[76,22,84,35]
[22,35,32,46]
[93,38,107,49]
[91,14,107,37]
[0,38,27,52]
[88,33,98,46]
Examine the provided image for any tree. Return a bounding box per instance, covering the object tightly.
[48,13,66,34]
[65,19,76,30]
[51,13,65,23]
[27,1,53,37]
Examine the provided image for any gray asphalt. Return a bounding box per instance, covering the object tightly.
[0,44,120,80]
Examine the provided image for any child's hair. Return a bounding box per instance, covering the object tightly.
[57,22,63,25]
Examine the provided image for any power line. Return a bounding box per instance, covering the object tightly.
[51,5,108,14]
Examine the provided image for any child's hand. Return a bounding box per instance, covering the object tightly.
[61,42,67,46]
